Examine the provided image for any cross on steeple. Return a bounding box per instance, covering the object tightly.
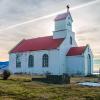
[66,4,70,12]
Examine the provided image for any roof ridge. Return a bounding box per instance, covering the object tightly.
[55,12,71,21]
[9,39,25,53]
[66,46,87,56]
[25,36,52,40]
[10,36,64,53]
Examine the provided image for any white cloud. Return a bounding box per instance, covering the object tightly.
[0,0,100,61]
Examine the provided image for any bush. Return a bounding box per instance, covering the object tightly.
[85,74,96,77]
[2,70,11,80]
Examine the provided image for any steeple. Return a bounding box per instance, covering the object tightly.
[53,5,73,39]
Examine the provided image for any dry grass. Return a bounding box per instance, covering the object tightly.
[0,75,99,100]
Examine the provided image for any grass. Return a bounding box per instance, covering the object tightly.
[0,75,100,100]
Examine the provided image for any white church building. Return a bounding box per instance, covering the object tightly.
[9,6,93,76]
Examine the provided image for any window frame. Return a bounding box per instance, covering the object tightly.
[28,55,34,67]
[42,54,49,67]
[16,54,21,68]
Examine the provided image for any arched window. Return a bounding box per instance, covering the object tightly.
[70,36,72,45]
[28,55,34,67]
[88,54,91,59]
[42,54,49,67]
[16,54,21,68]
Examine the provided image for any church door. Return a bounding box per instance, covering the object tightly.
[87,54,91,75]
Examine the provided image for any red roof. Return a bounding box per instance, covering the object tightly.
[10,36,64,53]
[66,46,86,56]
[55,12,70,21]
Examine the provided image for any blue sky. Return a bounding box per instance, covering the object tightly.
[0,0,100,71]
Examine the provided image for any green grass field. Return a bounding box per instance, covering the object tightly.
[0,75,100,100]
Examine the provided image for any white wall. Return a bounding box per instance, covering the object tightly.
[53,14,73,39]
[55,14,72,31]
[67,55,85,76]
[83,45,93,75]
[53,29,67,39]
[66,45,93,76]
[9,43,93,76]
[55,19,66,31]
[56,30,77,75]
[9,49,62,75]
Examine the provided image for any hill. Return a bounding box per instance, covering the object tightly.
[0,61,9,70]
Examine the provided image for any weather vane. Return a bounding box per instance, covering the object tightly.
[66,4,70,12]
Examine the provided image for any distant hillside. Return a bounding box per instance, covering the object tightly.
[0,61,9,70]
[94,59,100,65]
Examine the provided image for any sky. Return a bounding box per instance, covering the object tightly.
[0,0,100,71]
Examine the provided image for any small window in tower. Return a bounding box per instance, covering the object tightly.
[68,17,70,19]
[67,22,71,26]
[70,36,72,45]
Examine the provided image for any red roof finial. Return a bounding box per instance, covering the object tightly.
[66,4,70,12]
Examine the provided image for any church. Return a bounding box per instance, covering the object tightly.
[9,6,93,76]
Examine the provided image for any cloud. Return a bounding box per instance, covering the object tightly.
[0,0,100,62]
[0,0,99,32]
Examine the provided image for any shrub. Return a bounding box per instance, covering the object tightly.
[2,70,11,80]
[85,74,95,77]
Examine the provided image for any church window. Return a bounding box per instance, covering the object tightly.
[28,55,34,67]
[42,54,49,67]
[70,36,72,45]
[16,54,21,68]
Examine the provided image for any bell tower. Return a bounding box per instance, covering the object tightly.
[53,5,73,39]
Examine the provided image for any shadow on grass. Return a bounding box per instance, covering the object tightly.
[32,77,69,84]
